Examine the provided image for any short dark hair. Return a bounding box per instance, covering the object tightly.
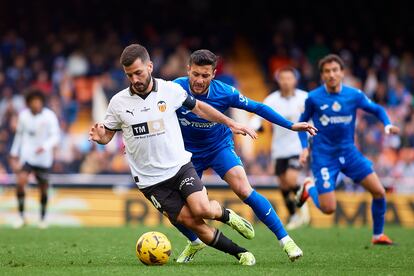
[318,54,345,72]
[120,44,150,66]
[275,66,299,80]
[189,49,218,69]
[25,89,45,105]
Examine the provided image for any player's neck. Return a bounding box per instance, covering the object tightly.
[130,78,154,98]
[324,83,342,93]
[280,89,295,98]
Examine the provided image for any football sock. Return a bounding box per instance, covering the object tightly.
[40,193,48,220]
[219,207,230,223]
[173,223,199,242]
[208,229,246,258]
[281,189,296,216]
[307,185,321,209]
[372,198,386,236]
[17,190,25,217]
[244,190,288,240]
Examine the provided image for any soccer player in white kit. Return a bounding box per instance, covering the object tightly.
[251,67,310,230]
[10,90,60,228]
[89,44,257,265]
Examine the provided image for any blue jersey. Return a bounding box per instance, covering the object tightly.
[298,84,391,153]
[174,77,293,157]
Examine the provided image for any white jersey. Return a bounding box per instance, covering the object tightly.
[257,89,308,159]
[104,78,193,189]
[10,108,60,168]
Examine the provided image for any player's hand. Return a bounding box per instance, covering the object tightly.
[299,148,309,166]
[291,122,318,136]
[35,147,45,154]
[89,123,106,143]
[385,125,400,135]
[229,122,258,139]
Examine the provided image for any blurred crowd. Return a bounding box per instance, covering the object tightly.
[0,10,413,191]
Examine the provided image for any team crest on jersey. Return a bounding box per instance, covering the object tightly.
[157,101,167,112]
[332,101,341,112]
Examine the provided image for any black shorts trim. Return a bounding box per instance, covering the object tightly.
[140,162,204,222]
[275,156,301,176]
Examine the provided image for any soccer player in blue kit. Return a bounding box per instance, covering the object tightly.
[173,49,318,263]
[295,54,400,245]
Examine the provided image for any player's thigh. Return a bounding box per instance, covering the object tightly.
[311,154,340,195]
[360,172,385,198]
[176,163,212,217]
[210,146,243,179]
[223,165,252,199]
[341,148,374,187]
[141,184,184,223]
[16,163,32,186]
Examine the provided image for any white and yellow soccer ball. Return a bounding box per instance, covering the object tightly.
[136,231,172,265]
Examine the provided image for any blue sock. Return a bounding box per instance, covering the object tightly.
[173,223,198,242]
[243,190,287,240]
[308,185,321,209]
[372,198,386,235]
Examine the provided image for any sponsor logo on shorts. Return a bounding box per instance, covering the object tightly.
[179,177,195,190]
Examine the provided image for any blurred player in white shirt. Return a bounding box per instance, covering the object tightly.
[251,67,310,229]
[10,90,60,228]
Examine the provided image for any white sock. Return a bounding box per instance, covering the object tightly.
[191,238,203,245]
[373,234,382,240]
[279,235,292,247]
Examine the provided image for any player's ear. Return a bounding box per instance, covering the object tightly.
[212,69,217,78]
[147,61,153,74]
[187,65,191,75]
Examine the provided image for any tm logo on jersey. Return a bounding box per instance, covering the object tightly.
[319,115,353,126]
[132,119,165,137]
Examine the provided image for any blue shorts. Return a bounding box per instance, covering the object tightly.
[311,146,373,194]
[191,146,243,178]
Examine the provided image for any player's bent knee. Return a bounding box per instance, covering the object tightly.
[190,203,213,219]
[320,203,336,214]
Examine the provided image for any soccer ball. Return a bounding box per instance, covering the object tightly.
[136,231,171,265]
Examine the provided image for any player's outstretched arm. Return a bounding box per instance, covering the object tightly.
[191,100,258,139]
[89,123,116,145]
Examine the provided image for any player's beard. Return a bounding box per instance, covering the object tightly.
[133,74,152,93]
[190,81,208,95]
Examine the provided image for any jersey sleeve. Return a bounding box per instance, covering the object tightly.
[357,91,391,126]
[170,83,196,110]
[229,90,293,129]
[298,96,314,148]
[104,99,122,131]
[10,113,24,157]
[41,111,60,150]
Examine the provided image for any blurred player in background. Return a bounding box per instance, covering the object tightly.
[250,66,310,230]
[89,44,258,265]
[172,50,317,263]
[296,54,400,245]
[9,89,60,228]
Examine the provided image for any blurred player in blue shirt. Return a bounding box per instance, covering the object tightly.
[172,49,317,263]
[296,54,400,245]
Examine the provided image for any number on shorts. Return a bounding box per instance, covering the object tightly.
[320,167,330,181]
[150,195,162,209]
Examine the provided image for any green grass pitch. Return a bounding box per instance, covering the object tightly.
[1,225,412,275]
